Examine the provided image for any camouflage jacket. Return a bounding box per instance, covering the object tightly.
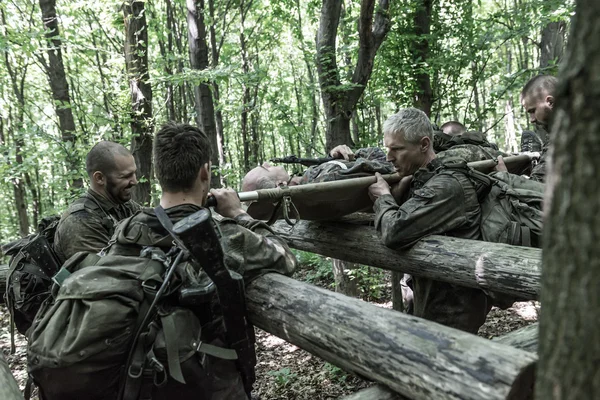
[530,141,549,182]
[108,204,297,282]
[373,158,490,333]
[53,189,140,264]
[299,147,395,184]
[436,144,508,164]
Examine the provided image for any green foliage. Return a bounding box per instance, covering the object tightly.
[348,266,387,302]
[267,367,297,387]
[0,0,575,241]
[324,362,348,384]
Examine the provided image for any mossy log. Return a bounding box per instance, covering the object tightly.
[0,353,23,400]
[247,274,537,400]
[271,220,541,300]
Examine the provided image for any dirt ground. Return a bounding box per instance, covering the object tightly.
[0,268,539,400]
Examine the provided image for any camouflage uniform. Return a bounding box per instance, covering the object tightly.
[53,189,140,264]
[530,141,549,182]
[373,158,490,333]
[299,147,395,184]
[436,144,508,164]
[108,204,297,400]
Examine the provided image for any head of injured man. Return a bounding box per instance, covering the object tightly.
[241,162,291,191]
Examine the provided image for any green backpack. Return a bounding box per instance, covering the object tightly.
[27,211,242,400]
[478,171,544,248]
[3,215,61,336]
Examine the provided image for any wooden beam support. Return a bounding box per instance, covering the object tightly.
[0,353,23,400]
[493,323,538,354]
[271,220,541,299]
[247,274,536,400]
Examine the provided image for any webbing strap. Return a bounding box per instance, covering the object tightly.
[521,226,531,247]
[160,313,185,384]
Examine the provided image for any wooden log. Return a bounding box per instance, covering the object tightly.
[247,274,537,400]
[272,220,541,300]
[493,323,538,354]
[0,353,23,400]
[339,384,403,400]
[0,264,8,304]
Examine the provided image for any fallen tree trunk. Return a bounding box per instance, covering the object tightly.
[271,220,541,300]
[0,353,22,400]
[0,264,8,304]
[493,323,538,353]
[247,274,537,400]
[339,385,402,400]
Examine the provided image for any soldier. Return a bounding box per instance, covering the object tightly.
[117,122,297,399]
[53,141,140,264]
[440,120,466,136]
[368,108,490,333]
[520,74,557,182]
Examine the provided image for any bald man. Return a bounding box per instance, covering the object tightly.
[520,75,557,182]
[53,141,141,263]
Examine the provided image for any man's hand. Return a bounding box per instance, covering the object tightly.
[329,144,355,161]
[210,188,247,219]
[368,173,392,202]
[390,175,413,204]
[494,156,508,172]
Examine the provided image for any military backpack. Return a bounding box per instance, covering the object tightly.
[3,216,61,336]
[26,208,252,400]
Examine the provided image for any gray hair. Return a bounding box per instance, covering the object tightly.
[383,108,433,144]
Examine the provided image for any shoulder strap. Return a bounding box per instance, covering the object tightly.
[433,159,494,202]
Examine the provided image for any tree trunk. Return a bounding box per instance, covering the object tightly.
[411,0,433,116]
[247,274,537,400]
[539,21,566,70]
[316,0,391,152]
[271,220,541,300]
[494,323,538,354]
[0,352,22,400]
[536,0,600,396]
[332,258,360,297]
[38,0,82,190]
[123,0,153,205]
[186,0,221,188]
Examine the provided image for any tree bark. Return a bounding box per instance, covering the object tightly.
[271,220,541,300]
[316,0,391,152]
[38,0,82,190]
[0,352,22,400]
[247,274,536,400]
[494,323,538,354]
[332,258,360,297]
[186,0,221,188]
[536,0,600,396]
[123,0,153,205]
[539,21,566,70]
[410,0,433,116]
[339,385,403,400]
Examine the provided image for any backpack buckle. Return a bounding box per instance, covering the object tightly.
[141,280,159,292]
[128,362,144,379]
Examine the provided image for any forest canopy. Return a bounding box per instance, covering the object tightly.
[0,0,573,241]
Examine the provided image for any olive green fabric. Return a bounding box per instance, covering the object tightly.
[374,158,491,333]
[480,171,545,247]
[53,189,140,264]
[28,206,296,400]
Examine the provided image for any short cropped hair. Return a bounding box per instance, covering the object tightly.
[153,122,212,192]
[86,141,132,177]
[383,108,434,144]
[521,75,558,101]
[440,121,467,136]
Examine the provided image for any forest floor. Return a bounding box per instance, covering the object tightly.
[0,266,540,400]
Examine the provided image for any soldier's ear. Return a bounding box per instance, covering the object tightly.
[420,136,431,152]
[199,162,211,183]
[546,95,555,109]
[92,171,106,186]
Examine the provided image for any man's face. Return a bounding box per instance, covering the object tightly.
[521,92,554,129]
[384,132,427,177]
[262,162,289,186]
[105,154,138,203]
